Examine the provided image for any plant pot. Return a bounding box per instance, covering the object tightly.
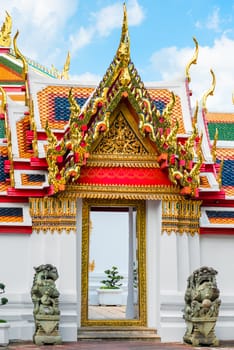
[0,321,10,346]
[97,288,123,306]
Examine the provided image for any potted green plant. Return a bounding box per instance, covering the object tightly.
[0,282,9,346]
[97,266,124,306]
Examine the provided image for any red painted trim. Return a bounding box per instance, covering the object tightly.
[0,196,28,203]
[0,48,10,54]
[198,190,225,200]
[0,226,32,234]
[78,166,172,186]
[7,186,54,197]
[0,86,24,91]
[200,227,234,235]
[30,158,48,168]
[4,159,48,171]
[201,200,234,207]
[200,163,217,172]
[37,131,64,141]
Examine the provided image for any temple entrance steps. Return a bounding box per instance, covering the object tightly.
[77,327,161,341]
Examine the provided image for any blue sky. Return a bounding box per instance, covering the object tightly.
[1,0,234,111]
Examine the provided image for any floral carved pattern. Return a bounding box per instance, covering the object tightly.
[93,112,148,155]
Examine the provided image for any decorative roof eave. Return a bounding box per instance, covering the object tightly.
[46,91,203,198]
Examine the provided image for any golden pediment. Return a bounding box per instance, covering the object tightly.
[88,102,158,168]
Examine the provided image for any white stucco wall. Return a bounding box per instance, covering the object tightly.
[0,231,77,342]
[159,231,234,342]
[1,203,234,343]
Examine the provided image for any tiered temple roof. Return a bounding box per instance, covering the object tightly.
[0,7,233,234]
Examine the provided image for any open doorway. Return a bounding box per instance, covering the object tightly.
[81,199,146,327]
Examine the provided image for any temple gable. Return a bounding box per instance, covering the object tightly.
[89,101,158,168]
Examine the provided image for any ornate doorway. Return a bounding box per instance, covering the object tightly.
[81,199,147,327]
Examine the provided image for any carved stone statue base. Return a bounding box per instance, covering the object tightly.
[33,315,62,345]
[34,335,62,346]
[183,319,219,347]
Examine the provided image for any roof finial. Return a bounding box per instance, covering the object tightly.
[185,37,199,83]
[0,11,12,47]
[61,51,70,80]
[117,3,130,65]
[115,3,131,86]
[13,30,28,79]
[202,69,216,112]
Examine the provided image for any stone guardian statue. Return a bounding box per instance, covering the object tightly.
[31,264,62,345]
[183,266,221,346]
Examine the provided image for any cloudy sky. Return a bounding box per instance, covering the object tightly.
[1,0,234,112]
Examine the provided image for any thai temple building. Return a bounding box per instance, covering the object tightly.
[0,4,234,343]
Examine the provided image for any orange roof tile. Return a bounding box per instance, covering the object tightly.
[216,148,234,159]
[0,65,23,82]
[206,112,234,123]
[148,89,185,133]
[209,217,234,224]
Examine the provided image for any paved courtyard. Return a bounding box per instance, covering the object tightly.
[4,340,234,350]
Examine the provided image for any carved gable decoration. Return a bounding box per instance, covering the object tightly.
[93,112,147,155]
[88,103,158,167]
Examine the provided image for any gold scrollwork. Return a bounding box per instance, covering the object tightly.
[63,183,180,200]
[162,199,202,236]
[94,112,147,155]
[30,197,76,234]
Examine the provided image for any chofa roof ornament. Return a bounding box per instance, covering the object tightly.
[61,51,71,80]
[202,69,216,112]
[0,11,12,47]
[185,37,199,83]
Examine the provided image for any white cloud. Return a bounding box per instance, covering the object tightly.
[195,6,230,33]
[0,0,79,68]
[0,0,78,34]
[0,0,144,71]
[70,26,94,53]
[149,35,234,112]
[206,7,221,32]
[69,0,145,55]
[70,72,101,85]
[128,0,145,26]
[92,3,123,37]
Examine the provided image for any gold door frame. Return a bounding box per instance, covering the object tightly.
[81,198,147,326]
